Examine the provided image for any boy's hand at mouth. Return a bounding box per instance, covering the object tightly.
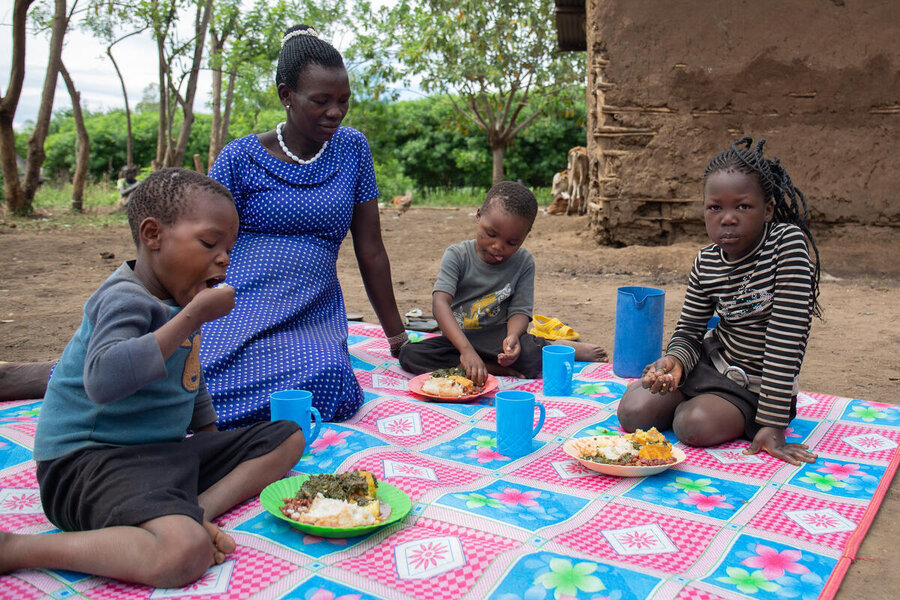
[189,283,235,323]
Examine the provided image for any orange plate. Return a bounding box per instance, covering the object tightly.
[407,373,499,403]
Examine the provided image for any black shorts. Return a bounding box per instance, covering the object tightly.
[398,323,550,379]
[680,350,796,439]
[36,420,299,532]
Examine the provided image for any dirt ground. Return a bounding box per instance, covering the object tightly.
[0,208,897,598]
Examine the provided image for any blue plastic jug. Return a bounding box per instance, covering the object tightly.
[613,286,666,378]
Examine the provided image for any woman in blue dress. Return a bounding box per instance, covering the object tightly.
[202,25,408,427]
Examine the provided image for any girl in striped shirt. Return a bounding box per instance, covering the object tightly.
[617,137,821,466]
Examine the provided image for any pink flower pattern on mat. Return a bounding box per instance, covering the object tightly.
[310,589,362,600]
[851,435,889,449]
[311,429,351,452]
[467,448,509,463]
[784,427,801,438]
[178,570,217,591]
[741,544,810,579]
[487,487,541,507]
[408,541,450,570]
[680,492,734,512]
[619,530,657,549]
[801,513,842,529]
[1,492,39,511]
[818,462,863,480]
[386,418,414,435]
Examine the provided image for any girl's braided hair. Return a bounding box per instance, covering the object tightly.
[704,137,822,317]
[276,25,344,91]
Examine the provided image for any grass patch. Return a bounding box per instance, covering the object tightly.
[2,182,553,229]
[2,182,128,230]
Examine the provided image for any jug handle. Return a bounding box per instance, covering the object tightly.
[532,402,546,437]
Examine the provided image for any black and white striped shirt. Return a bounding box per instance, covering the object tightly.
[667,223,814,428]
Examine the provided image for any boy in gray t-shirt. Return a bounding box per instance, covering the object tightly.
[399,182,606,383]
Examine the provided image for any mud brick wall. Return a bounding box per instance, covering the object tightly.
[584,0,899,245]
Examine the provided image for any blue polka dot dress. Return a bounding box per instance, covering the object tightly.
[202,127,379,428]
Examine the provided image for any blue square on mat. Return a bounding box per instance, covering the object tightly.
[346,334,370,347]
[282,575,384,600]
[349,354,377,371]
[435,479,589,532]
[839,399,900,427]
[293,424,388,472]
[569,380,627,404]
[702,533,837,599]
[783,418,818,443]
[623,469,759,521]
[0,438,33,470]
[0,401,41,424]
[422,427,544,468]
[487,550,662,600]
[788,458,885,499]
[234,512,369,557]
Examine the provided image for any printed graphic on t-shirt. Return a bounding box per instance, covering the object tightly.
[718,274,774,320]
[455,283,512,329]
[180,332,202,392]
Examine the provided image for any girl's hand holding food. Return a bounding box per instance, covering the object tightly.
[641,356,683,395]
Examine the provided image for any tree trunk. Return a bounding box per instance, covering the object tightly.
[0,0,34,214]
[491,142,507,185]
[22,0,67,210]
[154,36,167,169]
[171,0,213,167]
[107,44,133,167]
[207,29,224,171]
[60,62,88,212]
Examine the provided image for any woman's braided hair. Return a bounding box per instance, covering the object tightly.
[704,137,822,317]
[276,25,344,91]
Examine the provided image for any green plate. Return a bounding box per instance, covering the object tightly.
[259,474,412,538]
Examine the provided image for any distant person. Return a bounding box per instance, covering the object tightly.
[202,24,406,427]
[0,168,304,587]
[399,181,606,384]
[617,137,821,466]
[116,165,141,209]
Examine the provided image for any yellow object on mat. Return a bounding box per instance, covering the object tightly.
[529,314,580,341]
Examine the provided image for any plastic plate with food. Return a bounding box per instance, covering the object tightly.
[259,471,412,538]
[562,427,686,477]
[407,369,499,402]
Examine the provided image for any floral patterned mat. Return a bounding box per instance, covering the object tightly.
[1,322,898,600]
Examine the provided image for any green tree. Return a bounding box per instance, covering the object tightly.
[355,0,584,185]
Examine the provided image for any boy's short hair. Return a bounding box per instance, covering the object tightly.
[126,168,233,245]
[482,181,538,223]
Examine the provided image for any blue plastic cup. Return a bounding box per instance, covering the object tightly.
[542,345,575,396]
[269,390,321,445]
[495,390,546,458]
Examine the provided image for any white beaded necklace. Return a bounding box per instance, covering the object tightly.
[276,122,328,165]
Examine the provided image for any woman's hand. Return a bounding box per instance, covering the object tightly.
[460,349,488,386]
[497,334,521,367]
[744,426,818,466]
[640,356,683,394]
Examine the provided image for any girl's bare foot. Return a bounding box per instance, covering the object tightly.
[202,521,236,564]
[0,361,53,401]
[551,341,608,362]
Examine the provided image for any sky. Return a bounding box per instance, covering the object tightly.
[0,2,389,131]
[0,8,198,130]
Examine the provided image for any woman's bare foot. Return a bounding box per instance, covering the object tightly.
[551,341,608,362]
[202,521,236,565]
[0,361,53,401]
